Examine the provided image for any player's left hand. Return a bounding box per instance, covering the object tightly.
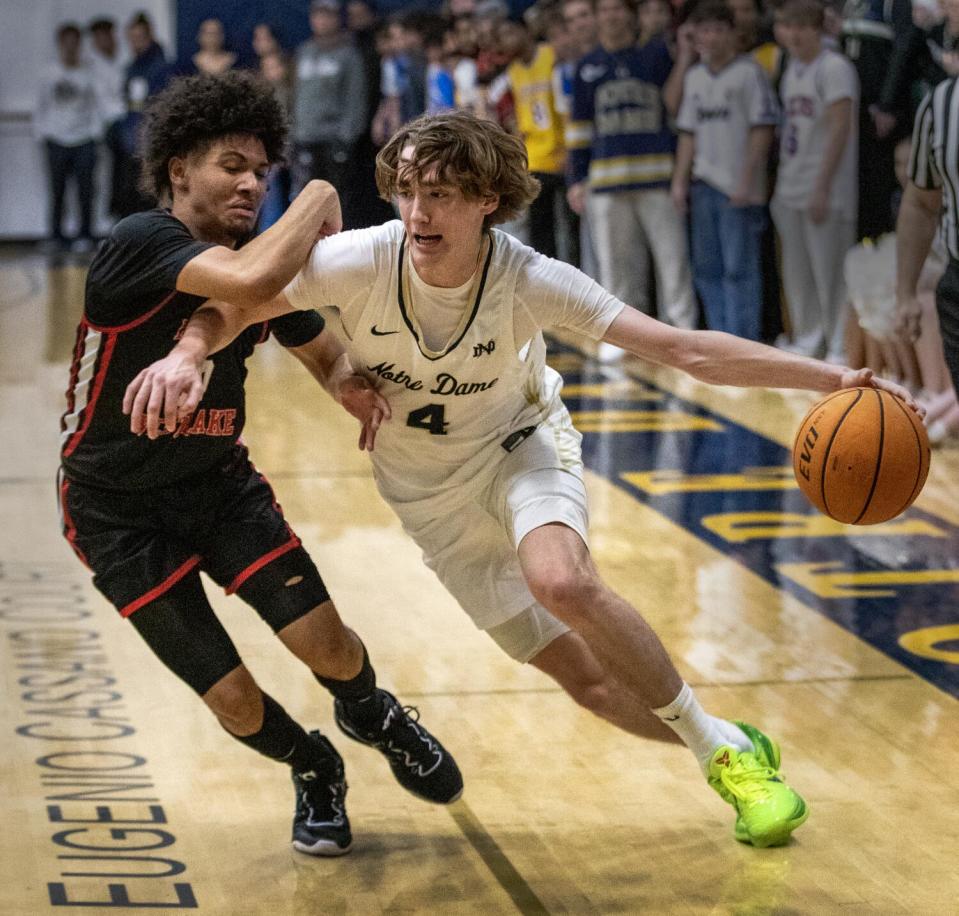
[122,347,207,439]
[336,374,392,451]
[837,367,925,418]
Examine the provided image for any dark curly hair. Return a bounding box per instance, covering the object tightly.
[140,71,287,201]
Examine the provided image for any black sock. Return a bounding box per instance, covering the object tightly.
[225,693,336,776]
[315,643,377,702]
[316,645,384,728]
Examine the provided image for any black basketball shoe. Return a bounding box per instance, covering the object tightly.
[291,731,352,856]
[334,689,463,804]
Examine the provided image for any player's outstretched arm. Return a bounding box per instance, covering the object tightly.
[174,180,342,306]
[122,296,294,438]
[601,306,924,415]
[285,334,392,451]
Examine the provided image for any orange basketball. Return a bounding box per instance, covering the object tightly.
[792,387,931,524]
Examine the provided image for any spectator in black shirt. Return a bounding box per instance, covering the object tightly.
[875,0,959,138]
[58,71,462,858]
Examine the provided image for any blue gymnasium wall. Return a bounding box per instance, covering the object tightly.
[175,0,441,68]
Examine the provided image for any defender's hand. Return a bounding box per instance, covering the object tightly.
[123,348,206,439]
[335,374,392,451]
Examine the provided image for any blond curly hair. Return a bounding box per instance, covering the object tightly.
[375,111,542,228]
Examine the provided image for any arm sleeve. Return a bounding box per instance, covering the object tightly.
[381,57,399,97]
[822,55,858,106]
[908,90,941,190]
[268,309,326,348]
[513,251,626,344]
[566,64,594,185]
[552,64,570,117]
[487,71,511,107]
[284,226,383,330]
[84,211,216,324]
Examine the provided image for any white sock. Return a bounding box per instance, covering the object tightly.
[652,683,753,775]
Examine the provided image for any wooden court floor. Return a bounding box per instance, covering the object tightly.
[1,246,958,915]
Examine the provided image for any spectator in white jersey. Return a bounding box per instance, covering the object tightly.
[672,2,778,340]
[129,111,923,851]
[35,23,101,253]
[770,0,859,362]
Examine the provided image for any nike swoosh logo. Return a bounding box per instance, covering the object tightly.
[371,326,399,336]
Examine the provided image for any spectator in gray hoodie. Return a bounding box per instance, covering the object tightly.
[292,0,368,226]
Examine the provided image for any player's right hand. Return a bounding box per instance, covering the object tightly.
[122,347,207,440]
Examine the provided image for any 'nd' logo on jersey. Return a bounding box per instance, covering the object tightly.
[473,339,495,358]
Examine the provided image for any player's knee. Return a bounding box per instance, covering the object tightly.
[203,670,264,735]
[526,566,602,620]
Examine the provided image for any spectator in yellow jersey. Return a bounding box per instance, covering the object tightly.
[498,16,579,263]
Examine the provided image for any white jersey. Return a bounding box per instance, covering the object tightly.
[773,48,859,220]
[676,56,779,203]
[285,221,623,504]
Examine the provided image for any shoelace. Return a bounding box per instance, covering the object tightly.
[382,701,421,732]
[298,781,347,822]
[719,754,778,804]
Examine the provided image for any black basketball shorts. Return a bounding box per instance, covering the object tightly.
[57,447,330,692]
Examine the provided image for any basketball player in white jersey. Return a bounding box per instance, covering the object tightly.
[127,111,919,849]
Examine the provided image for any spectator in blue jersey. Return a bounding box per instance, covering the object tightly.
[116,12,170,217]
[672,2,778,340]
[565,0,698,348]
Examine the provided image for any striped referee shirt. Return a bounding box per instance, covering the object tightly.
[909,78,959,260]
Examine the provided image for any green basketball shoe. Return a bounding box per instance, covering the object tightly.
[708,744,809,848]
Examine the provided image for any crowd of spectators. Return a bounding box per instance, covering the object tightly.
[34,0,959,440]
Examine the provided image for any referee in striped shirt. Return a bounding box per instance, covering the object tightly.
[896,81,959,393]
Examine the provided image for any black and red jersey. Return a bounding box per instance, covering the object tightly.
[59,209,324,491]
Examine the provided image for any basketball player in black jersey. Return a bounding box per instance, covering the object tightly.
[57,72,461,857]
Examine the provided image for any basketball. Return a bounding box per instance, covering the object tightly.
[792,387,931,525]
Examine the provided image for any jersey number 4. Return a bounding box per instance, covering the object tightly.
[406,403,448,435]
